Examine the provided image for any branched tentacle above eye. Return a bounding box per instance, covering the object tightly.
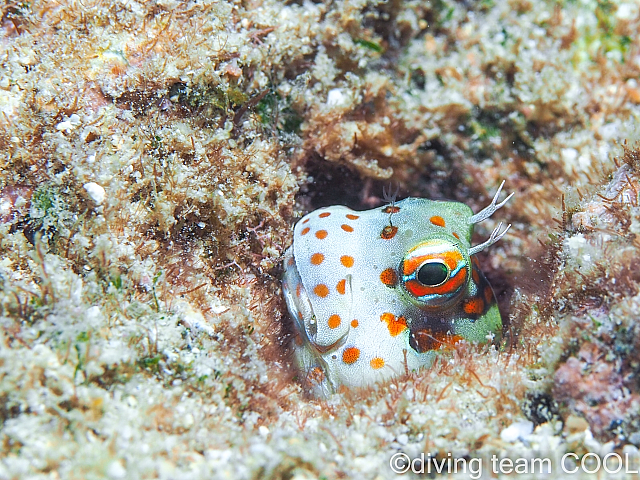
[382,183,400,205]
[468,180,514,225]
[469,222,511,255]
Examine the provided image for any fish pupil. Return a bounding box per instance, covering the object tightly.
[417,262,448,286]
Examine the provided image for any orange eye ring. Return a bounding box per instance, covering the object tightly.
[401,239,469,307]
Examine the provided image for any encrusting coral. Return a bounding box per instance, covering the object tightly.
[546,144,640,444]
[1,0,640,477]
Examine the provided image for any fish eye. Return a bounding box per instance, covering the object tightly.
[401,239,469,307]
[417,261,449,286]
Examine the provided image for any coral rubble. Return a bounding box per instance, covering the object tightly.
[2,0,640,478]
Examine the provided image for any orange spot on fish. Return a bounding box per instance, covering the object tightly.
[340,255,354,268]
[313,284,329,298]
[380,312,407,337]
[342,347,360,364]
[472,266,480,284]
[484,285,494,304]
[380,268,398,287]
[319,212,331,218]
[328,314,341,329]
[463,297,485,315]
[370,357,385,369]
[382,206,400,214]
[310,253,324,265]
[381,225,398,239]
[346,214,359,220]
[430,216,446,227]
[315,230,328,239]
[336,279,346,295]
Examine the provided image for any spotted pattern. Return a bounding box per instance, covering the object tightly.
[380,312,407,337]
[313,284,329,298]
[380,268,398,287]
[328,314,341,329]
[283,192,509,395]
[484,285,493,303]
[340,255,354,268]
[310,253,324,265]
[463,297,484,316]
[472,265,480,284]
[381,225,398,239]
[430,215,446,227]
[457,259,496,320]
[342,347,360,364]
[370,357,385,369]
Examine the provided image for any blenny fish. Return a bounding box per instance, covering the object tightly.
[282,182,513,396]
